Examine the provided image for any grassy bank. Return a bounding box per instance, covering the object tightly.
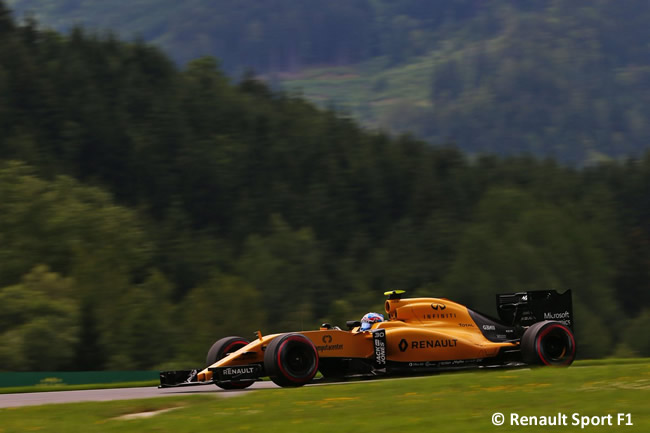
[279,54,435,131]
[1,361,648,432]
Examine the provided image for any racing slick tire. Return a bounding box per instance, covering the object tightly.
[264,333,319,387]
[206,336,253,390]
[521,321,576,366]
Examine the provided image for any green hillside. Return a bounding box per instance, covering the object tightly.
[6,0,650,162]
[1,1,650,372]
[283,1,650,164]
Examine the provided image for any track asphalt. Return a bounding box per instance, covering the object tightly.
[0,381,278,408]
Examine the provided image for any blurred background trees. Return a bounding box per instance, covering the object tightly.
[1,2,649,369]
[8,0,650,163]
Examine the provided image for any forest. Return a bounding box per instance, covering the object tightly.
[0,2,649,371]
[8,0,650,163]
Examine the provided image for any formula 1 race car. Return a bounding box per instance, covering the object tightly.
[160,289,576,389]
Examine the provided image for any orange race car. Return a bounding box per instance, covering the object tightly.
[159,289,576,389]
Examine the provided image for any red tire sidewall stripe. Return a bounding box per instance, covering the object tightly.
[275,336,318,384]
[221,340,248,359]
[536,324,575,366]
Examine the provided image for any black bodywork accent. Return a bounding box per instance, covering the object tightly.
[346,320,361,330]
[468,290,573,342]
[159,369,200,388]
[467,309,520,342]
[318,357,373,378]
[497,289,573,331]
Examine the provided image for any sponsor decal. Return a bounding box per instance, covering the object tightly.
[439,359,471,366]
[482,324,496,331]
[543,310,572,326]
[544,311,571,320]
[315,343,344,351]
[314,334,343,351]
[221,366,259,377]
[458,323,474,327]
[373,330,387,367]
[406,359,480,368]
[400,339,459,351]
[431,303,447,310]
[422,313,457,319]
[411,339,458,349]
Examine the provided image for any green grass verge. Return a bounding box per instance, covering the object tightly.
[1,361,649,432]
[0,380,159,395]
[573,357,650,366]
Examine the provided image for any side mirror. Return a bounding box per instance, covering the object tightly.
[346,320,361,330]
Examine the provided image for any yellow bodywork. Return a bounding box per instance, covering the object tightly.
[197,296,517,382]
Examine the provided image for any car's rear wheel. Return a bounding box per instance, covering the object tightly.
[206,336,254,389]
[264,333,319,387]
[521,321,576,366]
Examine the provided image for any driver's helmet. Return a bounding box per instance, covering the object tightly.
[360,312,384,331]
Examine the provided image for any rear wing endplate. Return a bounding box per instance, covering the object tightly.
[496,289,573,330]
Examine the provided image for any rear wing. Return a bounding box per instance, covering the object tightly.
[496,290,573,330]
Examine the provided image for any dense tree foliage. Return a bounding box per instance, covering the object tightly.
[7,1,650,162]
[1,5,649,371]
[419,1,650,163]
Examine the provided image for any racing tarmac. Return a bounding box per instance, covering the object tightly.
[0,373,470,408]
[0,381,279,408]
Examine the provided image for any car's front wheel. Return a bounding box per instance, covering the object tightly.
[264,333,319,387]
[206,336,254,389]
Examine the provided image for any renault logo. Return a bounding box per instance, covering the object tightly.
[399,339,408,352]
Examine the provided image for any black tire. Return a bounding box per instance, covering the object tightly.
[521,321,576,366]
[206,336,253,389]
[264,333,319,387]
